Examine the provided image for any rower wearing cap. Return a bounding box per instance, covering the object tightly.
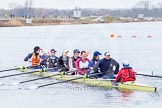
[58,49,70,71]
[93,51,119,79]
[24,46,42,69]
[116,60,136,83]
[69,49,81,72]
[75,51,90,75]
[88,51,102,71]
[44,49,58,69]
[41,50,49,60]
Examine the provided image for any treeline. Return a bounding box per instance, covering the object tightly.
[0,8,162,18]
[0,0,162,18]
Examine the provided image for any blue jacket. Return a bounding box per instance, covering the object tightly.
[24,53,32,61]
[88,59,99,68]
[93,58,119,75]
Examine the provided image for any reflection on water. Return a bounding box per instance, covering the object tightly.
[118,89,134,99]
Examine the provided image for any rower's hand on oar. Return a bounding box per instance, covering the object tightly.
[54,63,58,66]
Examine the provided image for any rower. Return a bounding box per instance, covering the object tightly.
[41,50,49,60]
[58,50,70,72]
[44,49,58,70]
[116,60,136,83]
[88,51,102,71]
[75,51,90,75]
[24,46,42,69]
[69,49,80,74]
[93,51,119,79]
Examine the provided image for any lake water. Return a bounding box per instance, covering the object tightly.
[0,22,162,108]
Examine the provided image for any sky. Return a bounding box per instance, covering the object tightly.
[0,0,162,9]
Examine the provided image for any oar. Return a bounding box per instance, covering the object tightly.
[136,73,162,78]
[0,69,45,79]
[29,72,103,89]
[0,66,32,73]
[12,70,76,85]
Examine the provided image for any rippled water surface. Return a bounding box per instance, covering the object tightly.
[0,22,162,108]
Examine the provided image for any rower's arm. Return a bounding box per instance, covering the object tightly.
[115,70,122,82]
[55,58,59,67]
[93,61,100,72]
[24,53,32,62]
[69,58,73,70]
[75,59,80,70]
[114,63,120,75]
[58,57,63,68]
[111,59,120,75]
[131,68,136,80]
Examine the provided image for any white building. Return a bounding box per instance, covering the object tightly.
[73,7,81,19]
[138,14,144,19]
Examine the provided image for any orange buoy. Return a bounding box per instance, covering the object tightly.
[110,34,115,38]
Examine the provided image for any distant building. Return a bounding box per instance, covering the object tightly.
[26,18,32,24]
[73,7,81,19]
[138,14,144,19]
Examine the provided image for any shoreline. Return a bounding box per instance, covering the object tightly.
[0,18,162,27]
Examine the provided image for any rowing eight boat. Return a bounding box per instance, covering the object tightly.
[20,69,157,92]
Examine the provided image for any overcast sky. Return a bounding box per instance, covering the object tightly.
[0,0,162,9]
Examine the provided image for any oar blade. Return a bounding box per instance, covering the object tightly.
[11,82,20,85]
[28,86,39,90]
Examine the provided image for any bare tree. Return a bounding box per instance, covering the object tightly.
[135,0,151,9]
[29,0,33,17]
[24,0,33,18]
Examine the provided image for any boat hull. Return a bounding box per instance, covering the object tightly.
[20,69,157,92]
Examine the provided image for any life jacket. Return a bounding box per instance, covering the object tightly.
[62,56,69,66]
[58,56,70,68]
[31,53,40,66]
[48,56,58,64]
[116,67,136,82]
[47,56,58,68]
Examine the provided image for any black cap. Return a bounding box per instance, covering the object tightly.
[34,46,41,52]
[51,49,56,52]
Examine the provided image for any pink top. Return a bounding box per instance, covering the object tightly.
[75,58,90,75]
